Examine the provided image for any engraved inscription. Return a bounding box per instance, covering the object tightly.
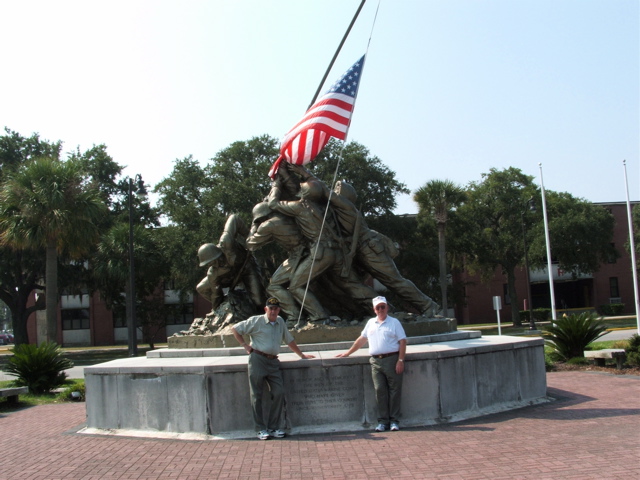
[287,372,360,413]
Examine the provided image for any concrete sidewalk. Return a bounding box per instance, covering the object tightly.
[1,371,638,479]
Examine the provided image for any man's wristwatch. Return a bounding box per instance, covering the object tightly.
[398,359,404,362]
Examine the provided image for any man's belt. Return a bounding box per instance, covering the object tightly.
[371,351,399,359]
[250,348,278,360]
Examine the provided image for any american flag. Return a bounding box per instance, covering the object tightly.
[269,55,366,178]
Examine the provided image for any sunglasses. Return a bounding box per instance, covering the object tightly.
[374,304,387,310]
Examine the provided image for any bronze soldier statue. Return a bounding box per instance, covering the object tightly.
[246,201,307,324]
[269,164,378,327]
[196,214,265,315]
[291,165,440,317]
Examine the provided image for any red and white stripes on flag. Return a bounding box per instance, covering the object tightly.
[269,55,365,178]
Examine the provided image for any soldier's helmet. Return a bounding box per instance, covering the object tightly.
[198,243,223,267]
[252,201,272,223]
[335,180,357,204]
[299,179,323,201]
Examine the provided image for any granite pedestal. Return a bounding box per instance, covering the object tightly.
[83,332,548,439]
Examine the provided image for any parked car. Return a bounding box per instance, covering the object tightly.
[0,333,14,345]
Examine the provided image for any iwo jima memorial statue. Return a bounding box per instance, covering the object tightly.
[170,160,450,347]
[84,14,547,437]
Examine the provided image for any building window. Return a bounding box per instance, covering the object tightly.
[112,304,126,328]
[609,277,620,298]
[62,309,90,330]
[112,304,142,328]
[607,243,617,264]
[165,304,194,325]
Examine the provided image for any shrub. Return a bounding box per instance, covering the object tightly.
[56,380,85,402]
[626,334,640,366]
[543,312,607,361]
[532,308,551,322]
[598,304,625,316]
[544,351,557,371]
[5,342,73,394]
[519,310,531,322]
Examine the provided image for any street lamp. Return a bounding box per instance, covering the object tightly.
[127,174,145,357]
[521,197,537,331]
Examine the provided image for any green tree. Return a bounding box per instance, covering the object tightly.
[531,191,617,276]
[0,157,106,342]
[413,180,466,315]
[0,127,62,176]
[454,167,541,326]
[455,167,616,326]
[69,144,122,209]
[0,129,62,345]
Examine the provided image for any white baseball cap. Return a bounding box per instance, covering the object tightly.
[372,296,387,308]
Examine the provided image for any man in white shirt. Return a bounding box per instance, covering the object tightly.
[336,296,407,432]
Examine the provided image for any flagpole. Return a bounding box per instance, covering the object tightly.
[539,163,557,322]
[623,160,640,334]
[308,0,367,109]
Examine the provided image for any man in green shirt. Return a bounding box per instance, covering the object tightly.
[232,296,314,440]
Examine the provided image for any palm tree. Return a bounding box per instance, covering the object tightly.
[413,180,466,316]
[0,157,106,342]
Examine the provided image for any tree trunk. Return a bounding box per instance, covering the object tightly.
[45,240,58,343]
[507,268,522,326]
[437,224,448,315]
[10,300,30,346]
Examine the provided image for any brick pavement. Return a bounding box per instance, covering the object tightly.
[0,371,638,480]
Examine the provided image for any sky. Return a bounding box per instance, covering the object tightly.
[0,0,638,214]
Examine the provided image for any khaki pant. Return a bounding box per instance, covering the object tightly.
[370,354,403,425]
[248,353,285,431]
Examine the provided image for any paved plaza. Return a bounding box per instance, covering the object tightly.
[1,370,638,479]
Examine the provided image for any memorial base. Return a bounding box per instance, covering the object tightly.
[83,332,548,439]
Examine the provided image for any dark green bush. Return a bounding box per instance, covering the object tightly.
[543,312,607,361]
[519,310,531,322]
[5,342,73,394]
[598,304,625,316]
[544,351,557,371]
[626,334,640,366]
[56,380,85,402]
[532,308,551,322]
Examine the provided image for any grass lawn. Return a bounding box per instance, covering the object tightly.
[0,378,85,412]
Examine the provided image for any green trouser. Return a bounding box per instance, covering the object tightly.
[370,354,403,425]
[248,353,285,432]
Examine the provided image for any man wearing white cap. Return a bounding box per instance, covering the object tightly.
[336,296,407,432]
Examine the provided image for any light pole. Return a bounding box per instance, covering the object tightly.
[521,198,536,331]
[127,174,144,357]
